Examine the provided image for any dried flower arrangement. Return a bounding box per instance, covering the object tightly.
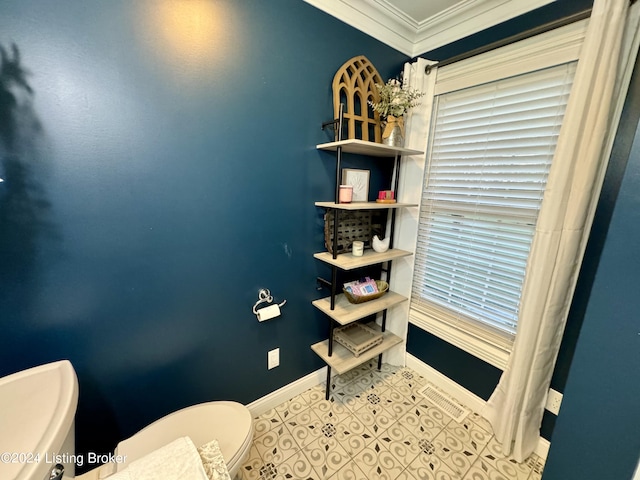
[368,78,424,119]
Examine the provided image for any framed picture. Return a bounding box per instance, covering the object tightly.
[342,169,370,202]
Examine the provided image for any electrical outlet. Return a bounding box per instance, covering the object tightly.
[545,388,563,415]
[268,348,280,370]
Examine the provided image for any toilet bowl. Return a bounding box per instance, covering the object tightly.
[112,401,253,478]
[0,361,253,480]
[77,401,253,479]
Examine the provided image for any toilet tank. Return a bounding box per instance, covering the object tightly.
[0,361,79,480]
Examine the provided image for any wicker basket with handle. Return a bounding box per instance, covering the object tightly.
[342,280,388,304]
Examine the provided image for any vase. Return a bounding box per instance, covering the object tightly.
[382,115,404,147]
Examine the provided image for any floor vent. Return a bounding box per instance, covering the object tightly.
[419,383,471,423]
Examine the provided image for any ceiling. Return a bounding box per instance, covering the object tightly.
[304,0,554,57]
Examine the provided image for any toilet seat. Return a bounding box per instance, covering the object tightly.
[114,401,253,477]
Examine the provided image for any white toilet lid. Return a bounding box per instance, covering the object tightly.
[116,401,253,472]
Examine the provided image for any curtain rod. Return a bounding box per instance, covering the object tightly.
[425,8,592,74]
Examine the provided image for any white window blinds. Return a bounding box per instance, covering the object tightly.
[411,62,577,350]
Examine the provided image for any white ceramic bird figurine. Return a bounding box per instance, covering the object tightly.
[372,235,390,253]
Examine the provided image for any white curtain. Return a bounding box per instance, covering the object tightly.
[483,0,640,462]
[401,58,438,157]
[380,59,437,368]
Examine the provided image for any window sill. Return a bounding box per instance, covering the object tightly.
[409,310,510,371]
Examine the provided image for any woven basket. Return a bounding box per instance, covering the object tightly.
[343,280,388,304]
[333,323,383,357]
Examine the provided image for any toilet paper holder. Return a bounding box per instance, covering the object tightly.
[252,289,286,320]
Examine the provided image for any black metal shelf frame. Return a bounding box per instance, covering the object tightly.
[315,103,405,399]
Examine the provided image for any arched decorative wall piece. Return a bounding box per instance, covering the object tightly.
[332,55,383,142]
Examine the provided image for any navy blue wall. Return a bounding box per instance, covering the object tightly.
[0,0,408,459]
[4,0,636,475]
[407,0,594,441]
[542,49,640,480]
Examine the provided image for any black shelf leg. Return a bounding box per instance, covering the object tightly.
[325,366,332,400]
[328,319,335,356]
[330,266,338,310]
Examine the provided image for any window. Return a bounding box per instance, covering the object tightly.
[411,63,576,362]
[407,20,587,369]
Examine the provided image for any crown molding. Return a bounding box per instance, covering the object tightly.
[304,0,418,55]
[304,0,555,58]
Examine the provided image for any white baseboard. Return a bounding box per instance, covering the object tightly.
[536,437,550,463]
[405,353,550,461]
[246,367,327,417]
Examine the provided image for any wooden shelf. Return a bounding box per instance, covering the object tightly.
[312,291,407,325]
[314,249,412,270]
[315,201,418,210]
[317,139,423,157]
[311,323,403,375]
[313,118,416,396]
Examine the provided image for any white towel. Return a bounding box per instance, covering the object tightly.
[107,437,209,480]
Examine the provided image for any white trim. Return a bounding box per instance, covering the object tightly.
[303,0,553,57]
[303,0,416,55]
[409,313,509,371]
[246,367,326,417]
[535,436,550,463]
[405,353,550,461]
[434,18,588,95]
[412,0,555,57]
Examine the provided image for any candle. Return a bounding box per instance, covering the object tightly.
[352,241,364,256]
[339,185,353,203]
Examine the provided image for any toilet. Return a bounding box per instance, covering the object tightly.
[0,360,253,480]
[94,401,253,479]
[78,401,254,480]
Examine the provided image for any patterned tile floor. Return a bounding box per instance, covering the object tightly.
[239,361,545,480]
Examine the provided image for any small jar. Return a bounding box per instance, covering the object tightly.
[352,240,364,257]
[339,185,353,203]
